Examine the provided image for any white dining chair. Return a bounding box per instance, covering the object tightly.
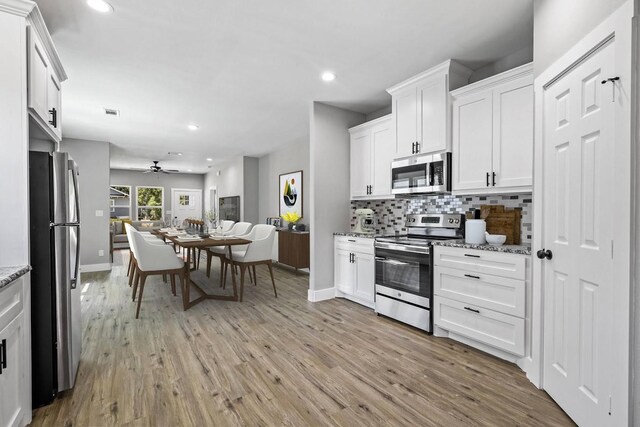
[130,231,187,319]
[220,220,235,233]
[204,222,253,281]
[223,224,276,302]
[124,223,164,286]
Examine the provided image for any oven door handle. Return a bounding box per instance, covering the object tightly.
[375,258,410,266]
[374,242,429,254]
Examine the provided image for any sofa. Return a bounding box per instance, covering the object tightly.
[111,220,164,250]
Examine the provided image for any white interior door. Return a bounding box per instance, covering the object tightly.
[171,189,202,223]
[542,40,615,427]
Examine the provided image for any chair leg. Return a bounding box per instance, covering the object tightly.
[223,261,228,290]
[267,262,277,298]
[132,268,140,301]
[248,266,253,284]
[127,252,132,277]
[206,251,212,278]
[252,265,257,286]
[170,274,176,296]
[128,258,136,287]
[135,273,147,319]
[239,265,246,302]
[180,270,187,310]
[219,258,225,288]
[197,249,201,270]
[163,273,167,283]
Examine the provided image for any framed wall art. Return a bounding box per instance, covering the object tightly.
[279,170,303,218]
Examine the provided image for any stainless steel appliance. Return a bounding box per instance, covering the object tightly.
[353,208,375,234]
[391,152,451,195]
[374,213,464,332]
[29,151,82,407]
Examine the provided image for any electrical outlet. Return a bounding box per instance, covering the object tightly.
[98,250,104,257]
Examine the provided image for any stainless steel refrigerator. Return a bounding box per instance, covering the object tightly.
[29,151,82,408]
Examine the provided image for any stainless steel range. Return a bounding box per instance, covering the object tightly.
[374,213,465,332]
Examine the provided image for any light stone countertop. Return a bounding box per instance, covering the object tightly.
[0,265,31,290]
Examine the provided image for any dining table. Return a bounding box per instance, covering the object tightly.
[152,229,251,309]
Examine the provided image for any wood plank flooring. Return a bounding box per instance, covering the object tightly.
[30,250,574,426]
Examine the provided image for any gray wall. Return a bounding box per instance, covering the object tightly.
[243,157,260,225]
[309,102,365,293]
[109,169,204,220]
[468,46,534,83]
[60,138,111,268]
[533,0,628,76]
[203,156,259,223]
[258,140,310,225]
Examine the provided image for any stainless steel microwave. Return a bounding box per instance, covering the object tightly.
[391,152,451,195]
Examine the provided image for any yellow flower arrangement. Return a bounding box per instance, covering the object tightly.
[281,211,301,224]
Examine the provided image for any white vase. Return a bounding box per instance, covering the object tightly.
[465,219,487,244]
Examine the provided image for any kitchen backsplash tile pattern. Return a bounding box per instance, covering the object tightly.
[351,194,532,244]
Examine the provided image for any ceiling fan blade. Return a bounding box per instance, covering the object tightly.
[165,169,180,172]
[142,170,153,174]
[161,170,179,174]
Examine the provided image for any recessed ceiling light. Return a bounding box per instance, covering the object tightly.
[321,71,336,82]
[206,158,213,162]
[188,124,199,131]
[87,0,114,13]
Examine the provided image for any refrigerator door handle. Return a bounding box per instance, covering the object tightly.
[70,225,80,289]
[69,161,80,222]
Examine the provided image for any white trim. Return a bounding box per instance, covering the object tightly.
[348,114,391,133]
[533,1,633,423]
[386,59,472,94]
[307,287,336,302]
[0,0,33,17]
[80,263,111,273]
[135,185,164,221]
[25,4,67,81]
[451,62,533,97]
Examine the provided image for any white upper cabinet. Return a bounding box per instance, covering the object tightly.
[349,115,394,199]
[387,60,472,158]
[452,63,533,194]
[26,20,67,143]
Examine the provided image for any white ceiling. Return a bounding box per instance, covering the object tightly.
[36,0,533,174]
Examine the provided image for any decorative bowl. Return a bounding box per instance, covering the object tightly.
[485,233,507,246]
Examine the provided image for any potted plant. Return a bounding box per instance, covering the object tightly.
[281,211,301,230]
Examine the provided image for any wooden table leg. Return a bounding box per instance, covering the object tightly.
[227,245,238,300]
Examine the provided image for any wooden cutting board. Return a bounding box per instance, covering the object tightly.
[481,205,522,245]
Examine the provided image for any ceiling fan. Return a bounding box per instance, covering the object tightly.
[142,160,179,174]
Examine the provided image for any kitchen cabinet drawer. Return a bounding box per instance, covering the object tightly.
[0,279,23,332]
[334,236,374,255]
[433,266,524,317]
[433,246,526,280]
[434,296,524,356]
[376,293,430,331]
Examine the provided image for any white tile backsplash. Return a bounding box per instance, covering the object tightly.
[351,194,532,244]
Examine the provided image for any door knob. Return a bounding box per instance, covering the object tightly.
[536,249,553,260]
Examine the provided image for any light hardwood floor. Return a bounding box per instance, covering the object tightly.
[30,250,574,426]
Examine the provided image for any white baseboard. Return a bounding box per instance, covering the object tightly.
[307,286,335,302]
[80,263,111,273]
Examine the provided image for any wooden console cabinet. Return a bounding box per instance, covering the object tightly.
[277,230,310,271]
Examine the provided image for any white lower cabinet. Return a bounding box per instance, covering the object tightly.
[433,247,528,360]
[0,273,31,427]
[334,236,375,308]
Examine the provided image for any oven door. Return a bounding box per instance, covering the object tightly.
[391,155,431,194]
[374,245,431,298]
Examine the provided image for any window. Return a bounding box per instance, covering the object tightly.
[136,186,163,220]
[179,195,191,206]
[109,185,131,219]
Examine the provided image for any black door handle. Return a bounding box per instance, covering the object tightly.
[492,172,496,186]
[464,274,480,279]
[49,108,57,128]
[411,142,415,154]
[486,172,490,187]
[0,339,6,373]
[464,307,480,314]
[415,141,420,153]
[536,249,553,260]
